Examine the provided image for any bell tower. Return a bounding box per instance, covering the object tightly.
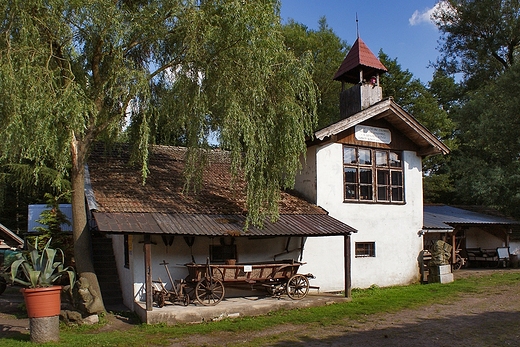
[333,37,387,119]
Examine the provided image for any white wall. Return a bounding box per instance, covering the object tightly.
[294,148,317,204]
[465,227,505,249]
[509,242,520,255]
[299,143,424,290]
[109,234,136,309]
[127,235,305,303]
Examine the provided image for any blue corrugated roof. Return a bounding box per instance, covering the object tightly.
[423,205,519,231]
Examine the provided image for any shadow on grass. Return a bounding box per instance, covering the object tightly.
[266,310,520,347]
[0,324,30,342]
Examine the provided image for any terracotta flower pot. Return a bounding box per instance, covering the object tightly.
[21,286,62,318]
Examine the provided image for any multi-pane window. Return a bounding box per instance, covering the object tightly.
[355,242,376,257]
[343,146,404,203]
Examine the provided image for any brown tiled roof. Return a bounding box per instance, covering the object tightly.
[333,37,387,83]
[87,144,324,215]
[87,144,357,236]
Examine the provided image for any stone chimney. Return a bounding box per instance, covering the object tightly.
[333,37,387,118]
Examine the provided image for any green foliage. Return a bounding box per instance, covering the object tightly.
[281,17,349,128]
[448,63,520,217]
[379,51,454,140]
[32,192,74,262]
[0,0,318,230]
[433,0,520,89]
[379,51,457,203]
[10,237,75,289]
[430,0,520,215]
[0,163,71,231]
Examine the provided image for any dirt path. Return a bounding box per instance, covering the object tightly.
[2,269,520,346]
[168,269,520,346]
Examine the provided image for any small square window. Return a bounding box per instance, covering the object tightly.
[355,242,376,257]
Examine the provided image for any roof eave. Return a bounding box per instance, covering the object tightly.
[313,99,450,156]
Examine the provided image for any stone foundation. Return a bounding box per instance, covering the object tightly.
[428,264,454,284]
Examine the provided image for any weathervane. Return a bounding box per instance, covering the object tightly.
[356,13,359,38]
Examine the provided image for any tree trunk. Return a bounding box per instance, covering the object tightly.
[71,136,106,314]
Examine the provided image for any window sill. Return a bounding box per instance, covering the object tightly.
[343,200,406,205]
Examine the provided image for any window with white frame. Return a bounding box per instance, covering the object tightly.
[343,146,404,203]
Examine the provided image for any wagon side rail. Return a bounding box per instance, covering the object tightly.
[185,261,305,284]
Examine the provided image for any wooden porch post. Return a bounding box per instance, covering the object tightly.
[144,234,153,311]
[451,232,456,265]
[344,234,352,298]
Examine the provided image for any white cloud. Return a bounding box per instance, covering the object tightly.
[409,1,450,26]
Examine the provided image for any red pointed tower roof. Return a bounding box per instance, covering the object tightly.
[333,37,387,84]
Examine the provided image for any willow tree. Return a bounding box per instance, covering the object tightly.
[281,17,348,128]
[0,0,317,313]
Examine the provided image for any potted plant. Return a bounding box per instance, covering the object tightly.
[10,237,75,318]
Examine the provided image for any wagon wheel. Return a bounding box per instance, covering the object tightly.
[453,254,464,271]
[286,274,309,300]
[195,277,225,306]
[211,267,225,281]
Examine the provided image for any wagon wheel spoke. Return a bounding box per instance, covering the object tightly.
[286,274,309,300]
[453,255,464,270]
[183,294,190,306]
[212,267,224,281]
[195,277,225,306]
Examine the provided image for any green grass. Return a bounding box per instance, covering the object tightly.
[2,271,520,347]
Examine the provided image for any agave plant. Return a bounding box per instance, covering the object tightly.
[10,238,75,289]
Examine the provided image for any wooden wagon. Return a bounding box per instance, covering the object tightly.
[153,259,313,307]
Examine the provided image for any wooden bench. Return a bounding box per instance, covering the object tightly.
[466,247,510,268]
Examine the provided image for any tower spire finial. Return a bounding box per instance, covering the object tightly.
[356,13,359,38]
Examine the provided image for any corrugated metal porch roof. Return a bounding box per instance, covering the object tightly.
[93,212,357,237]
[423,205,519,231]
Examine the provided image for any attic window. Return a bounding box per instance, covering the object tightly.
[343,146,404,203]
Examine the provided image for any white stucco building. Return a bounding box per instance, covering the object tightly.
[295,37,449,290]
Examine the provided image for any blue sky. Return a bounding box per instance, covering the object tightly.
[280,1,443,83]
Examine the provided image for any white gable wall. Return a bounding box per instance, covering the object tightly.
[297,142,424,290]
[294,148,317,204]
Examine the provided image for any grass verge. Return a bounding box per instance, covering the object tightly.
[2,271,519,346]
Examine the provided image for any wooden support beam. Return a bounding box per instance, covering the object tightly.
[451,232,456,266]
[144,234,153,311]
[344,234,352,298]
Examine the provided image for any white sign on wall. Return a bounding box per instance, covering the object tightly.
[355,125,391,144]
